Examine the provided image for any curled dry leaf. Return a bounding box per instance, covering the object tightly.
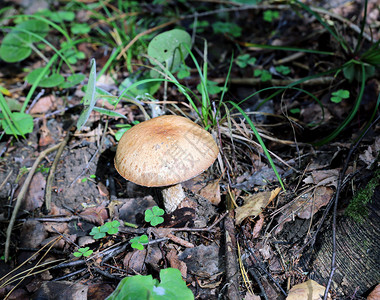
[303,169,339,188]
[167,249,187,278]
[235,187,281,225]
[286,279,330,300]
[367,283,380,300]
[275,186,333,234]
[30,95,56,114]
[79,205,108,225]
[199,179,221,205]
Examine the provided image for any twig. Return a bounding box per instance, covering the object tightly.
[52,268,88,282]
[0,170,13,191]
[5,142,62,262]
[224,211,241,299]
[44,123,75,213]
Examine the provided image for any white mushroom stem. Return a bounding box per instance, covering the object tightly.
[162,183,185,213]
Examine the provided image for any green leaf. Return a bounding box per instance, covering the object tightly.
[92,107,128,119]
[49,11,75,22]
[26,68,64,88]
[1,112,33,135]
[0,19,49,62]
[331,96,342,103]
[139,235,149,244]
[119,75,161,97]
[275,65,291,75]
[77,59,97,131]
[212,21,242,37]
[73,252,83,257]
[152,206,164,216]
[147,29,191,72]
[145,209,154,222]
[105,268,194,300]
[60,73,85,89]
[332,89,350,99]
[71,23,91,34]
[106,274,155,300]
[260,70,272,82]
[254,69,262,77]
[289,108,300,114]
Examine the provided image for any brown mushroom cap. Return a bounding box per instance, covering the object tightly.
[114,115,219,187]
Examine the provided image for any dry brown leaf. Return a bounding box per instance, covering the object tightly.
[22,172,45,211]
[199,179,221,205]
[167,249,187,278]
[235,187,281,225]
[30,95,55,114]
[303,169,339,188]
[43,222,69,234]
[252,213,265,238]
[367,283,380,300]
[79,205,108,225]
[275,186,333,234]
[38,119,55,147]
[286,279,330,300]
[123,249,147,273]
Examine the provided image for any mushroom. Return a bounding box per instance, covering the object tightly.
[114,115,219,213]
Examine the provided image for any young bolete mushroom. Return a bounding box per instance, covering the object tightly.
[114,115,219,213]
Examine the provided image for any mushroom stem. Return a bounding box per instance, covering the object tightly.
[161,183,185,213]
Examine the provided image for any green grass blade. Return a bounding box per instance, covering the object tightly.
[228,101,286,191]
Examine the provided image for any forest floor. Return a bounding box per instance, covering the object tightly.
[0,0,379,299]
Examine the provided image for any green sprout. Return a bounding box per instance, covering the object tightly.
[81,174,96,183]
[236,54,257,68]
[90,226,107,239]
[73,247,93,258]
[145,206,164,226]
[330,89,350,103]
[130,235,149,251]
[254,69,272,82]
[263,10,280,22]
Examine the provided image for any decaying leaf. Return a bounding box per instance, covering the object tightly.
[30,95,56,114]
[367,283,380,300]
[303,169,339,188]
[286,279,330,300]
[79,205,108,225]
[167,249,187,278]
[235,187,281,225]
[199,179,221,205]
[275,186,333,234]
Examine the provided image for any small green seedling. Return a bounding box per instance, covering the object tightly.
[130,235,149,251]
[90,220,121,239]
[263,10,280,22]
[236,54,256,68]
[145,206,164,226]
[275,65,291,75]
[289,108,301,114]
[90,226,107,239]
[190,20,209,33]
[212,21,242,37]
[196,80,227,95]
[254,69,272,82]
[73,247,93,258]
[81,174,96,183]
[102,220,121,235]
[330,89,350,103]
[106,268,194,300]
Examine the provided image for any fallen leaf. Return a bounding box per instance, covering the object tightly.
[43,222,69,234]
[87,283,113,300]
[199,179,221,205]
[79,205,108,225]
[22,172,46,211]
[97,182,109,197]
[167,249,187,278]
[235,188,281,225]
[252,213,265,238]
[286,279,330,300]
[123,249,147,273]
[38,119,55,147]
[275,186,333,234]
[303,169,339,188]
[30,95,56,114]
[367,283,380,300]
